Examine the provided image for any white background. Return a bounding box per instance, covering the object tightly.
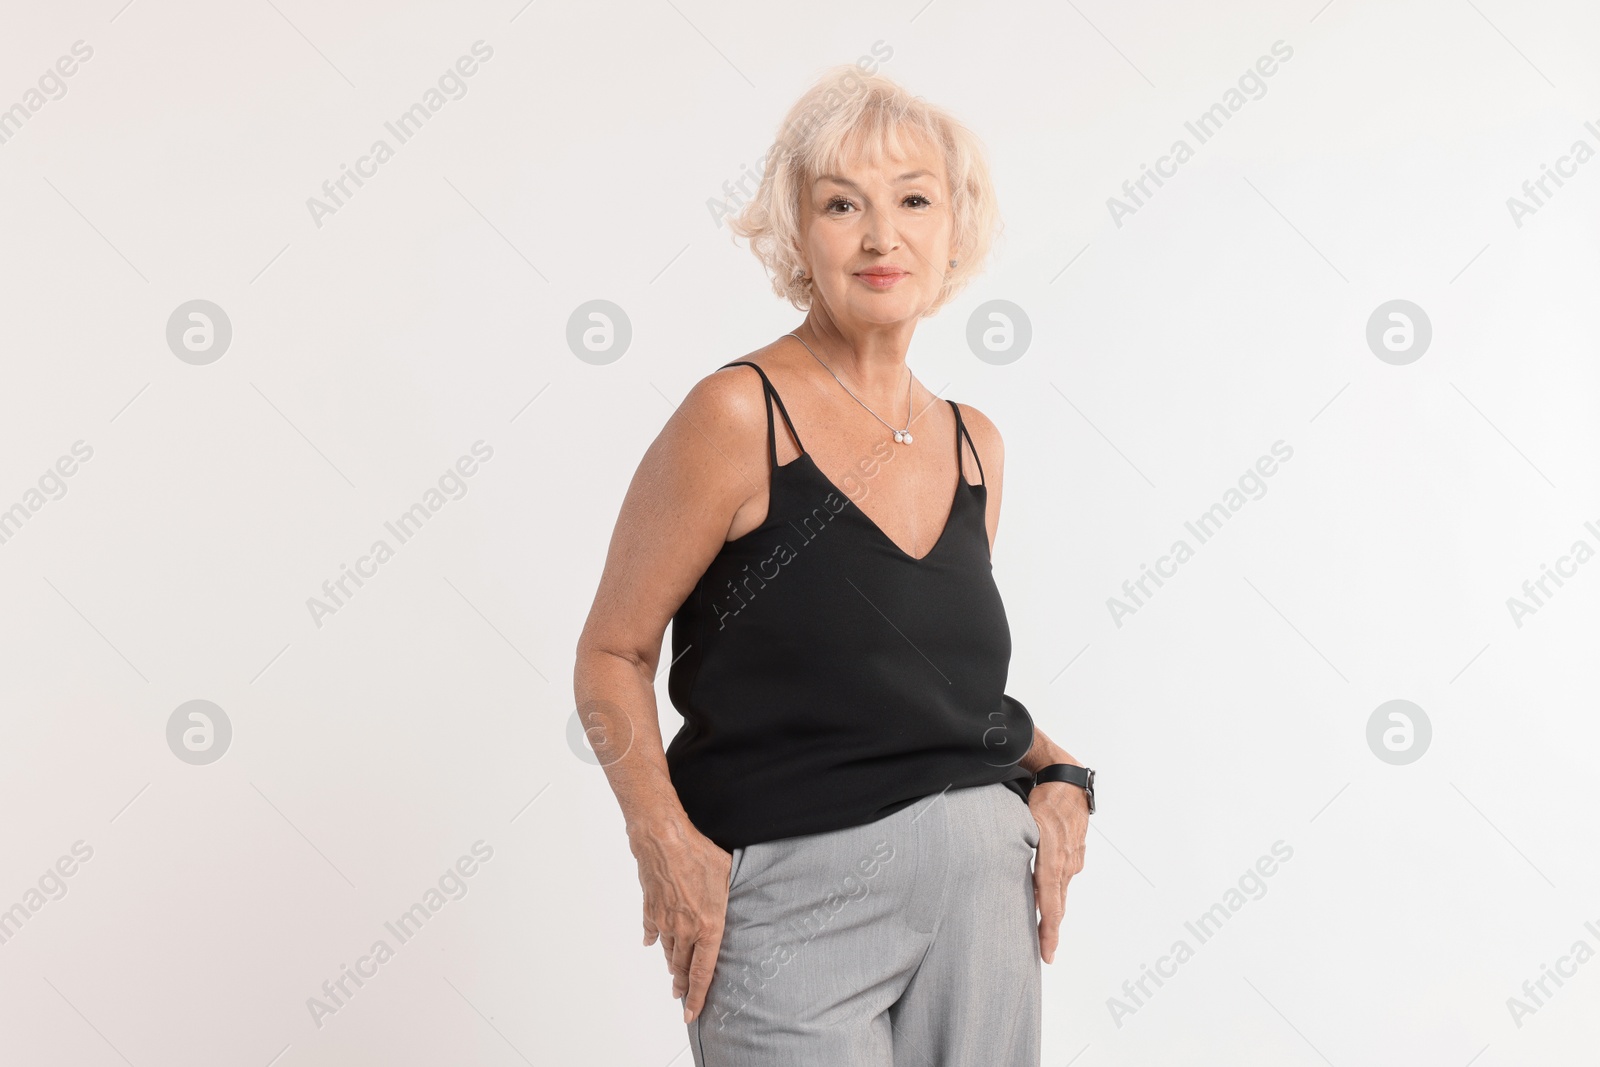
[1,1,1597,1064]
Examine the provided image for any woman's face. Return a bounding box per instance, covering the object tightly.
[798,132,955,328]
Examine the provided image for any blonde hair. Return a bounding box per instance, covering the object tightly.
[728,64,1002,317]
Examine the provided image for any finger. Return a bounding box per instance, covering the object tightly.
[1035,844,1066,964]
[1036,879,1060,963]
[643,911,659,948]
[669,928,697,999]
[683,930,724,1024]
[660,932,680,978]
[658,929,678,985]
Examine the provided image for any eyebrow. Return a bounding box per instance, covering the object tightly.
[814,170,934,188]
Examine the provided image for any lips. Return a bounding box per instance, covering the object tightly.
[855,268,908,289]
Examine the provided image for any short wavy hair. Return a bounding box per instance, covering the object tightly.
[728,64,1002,317]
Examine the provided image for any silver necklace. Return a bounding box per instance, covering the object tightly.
[784,331,916,445]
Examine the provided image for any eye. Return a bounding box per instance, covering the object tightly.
[824,194,932,213]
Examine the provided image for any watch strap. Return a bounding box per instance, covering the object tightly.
[1032,763,1095,813]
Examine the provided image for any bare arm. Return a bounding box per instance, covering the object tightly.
[959,404,1087,767]
[574,366,766,834]
[959,402,1090,964]
[573,363,768,1021]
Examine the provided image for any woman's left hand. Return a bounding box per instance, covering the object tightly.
[1028,781,1089,964]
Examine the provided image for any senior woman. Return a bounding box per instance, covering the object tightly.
[574,64,1093,1065]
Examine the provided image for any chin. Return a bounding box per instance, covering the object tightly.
[846,293,930,324]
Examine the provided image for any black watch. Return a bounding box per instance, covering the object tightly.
[1032,763,1095,813]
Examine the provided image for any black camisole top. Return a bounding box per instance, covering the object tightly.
[664,360,1036,850]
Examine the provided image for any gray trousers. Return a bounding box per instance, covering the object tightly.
[686,781,1042,1066]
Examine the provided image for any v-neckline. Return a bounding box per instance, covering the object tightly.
[787,451,978,564]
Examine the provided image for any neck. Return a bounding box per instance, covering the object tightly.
[792,312,914,400]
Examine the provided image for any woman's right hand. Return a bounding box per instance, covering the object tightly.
[633,822,734,1024]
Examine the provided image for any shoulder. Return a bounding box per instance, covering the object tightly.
[951,400,1005,475]
[682,353,770,423]
[666,355,773,466]
[685,338,792,407]
[677,336,801,441]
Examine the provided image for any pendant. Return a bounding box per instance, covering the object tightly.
[894,430,913,444]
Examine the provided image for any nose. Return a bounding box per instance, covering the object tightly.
[860,204,901,254]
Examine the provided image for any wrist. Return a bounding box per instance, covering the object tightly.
[624,799,698,852]
[629,813,689,844]
[1031,762,1096,813]
[1019,735,1077,776]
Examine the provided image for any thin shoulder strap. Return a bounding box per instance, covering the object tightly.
[719,360,806,468]
[948,400,986,487]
